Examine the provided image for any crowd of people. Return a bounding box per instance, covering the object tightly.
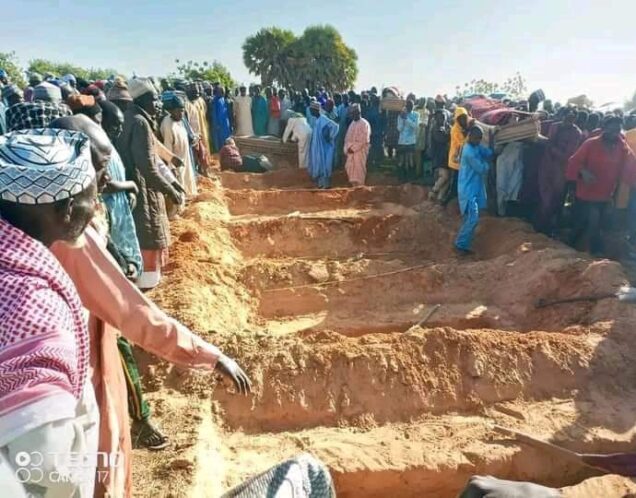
[0,70,337,498]
[1,66,636,498]
[214,80,636,258]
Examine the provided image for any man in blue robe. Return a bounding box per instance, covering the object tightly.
[251,86,269,136]
[209,87,231,152]
[455,125,494,254]
[308,101,339,189]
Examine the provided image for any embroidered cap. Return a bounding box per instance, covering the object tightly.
[0,128,95,205]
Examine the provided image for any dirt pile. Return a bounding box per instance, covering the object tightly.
[136,169,636,497]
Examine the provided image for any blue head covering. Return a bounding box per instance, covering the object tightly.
[162,92,185,111]
[62,74,77,86]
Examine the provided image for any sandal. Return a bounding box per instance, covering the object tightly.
[131,419,169,451]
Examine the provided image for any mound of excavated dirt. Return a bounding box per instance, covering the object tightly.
[135,170,636,498]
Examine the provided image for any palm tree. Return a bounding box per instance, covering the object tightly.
[242,27,296,87]
[290,25,358,92]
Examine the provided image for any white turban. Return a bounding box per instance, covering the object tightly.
[127,77,157,100]
[0,129,95,205]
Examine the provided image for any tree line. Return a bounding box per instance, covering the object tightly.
[0,51,235,90]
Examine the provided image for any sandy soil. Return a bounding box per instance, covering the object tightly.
[131,168,636,497]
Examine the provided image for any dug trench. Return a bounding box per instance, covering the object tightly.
[134,170,636,497]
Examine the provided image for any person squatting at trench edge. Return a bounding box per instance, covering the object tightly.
[454,125,494,255]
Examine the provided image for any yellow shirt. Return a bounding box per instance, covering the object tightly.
[448,123,465,170]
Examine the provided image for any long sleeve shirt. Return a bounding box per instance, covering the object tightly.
[458,143,493,213]
[50,227,222,498]
[566,135,636,202]
[397,110,419,145]
[449,123,467,170]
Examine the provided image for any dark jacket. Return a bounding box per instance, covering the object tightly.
[117,104,176,250]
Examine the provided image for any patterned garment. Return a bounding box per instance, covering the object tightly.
[5,101,72,132]
[222,453,336,498]
[101,150,143,273]
[0,218,89,426]
[0,128,94,204]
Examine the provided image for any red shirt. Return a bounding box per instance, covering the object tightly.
[219,144,243,171]
[566,135,636,202]
[269,96,281,118]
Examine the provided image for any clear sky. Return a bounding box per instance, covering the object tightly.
[3,0,635,106]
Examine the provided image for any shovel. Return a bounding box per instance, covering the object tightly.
[534,286,636,309]
[493,425,636,477]
[404,304,441,333]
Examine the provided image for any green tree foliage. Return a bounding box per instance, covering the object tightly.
[27,59,118,81]
[290,25,358,92]
[455,72,528,100]
[242,27,296,87]
[174,59,235,89]
[242,25,358,92]
[0,51,27,88]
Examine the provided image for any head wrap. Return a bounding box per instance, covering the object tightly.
[5,101,73,132]
[128,77,157,100]
[350,103,361,112]
[454,106,468,119]
[66,94,102,121]
[33,82,62,103]
[94,80,106,91]
[62,74,76,86]
[107,80,132,102]
[435,94,445,103]
[2,84,23,101]
[163,93,185,111]
[66,94,96,112]
[0,128,94,205]
[81,84,104,100]
[310,100,321,111]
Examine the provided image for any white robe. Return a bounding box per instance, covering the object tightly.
[160,115,198,198]
[283,117,312,169]
[0,380,99,498]
[234,95,254,137]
